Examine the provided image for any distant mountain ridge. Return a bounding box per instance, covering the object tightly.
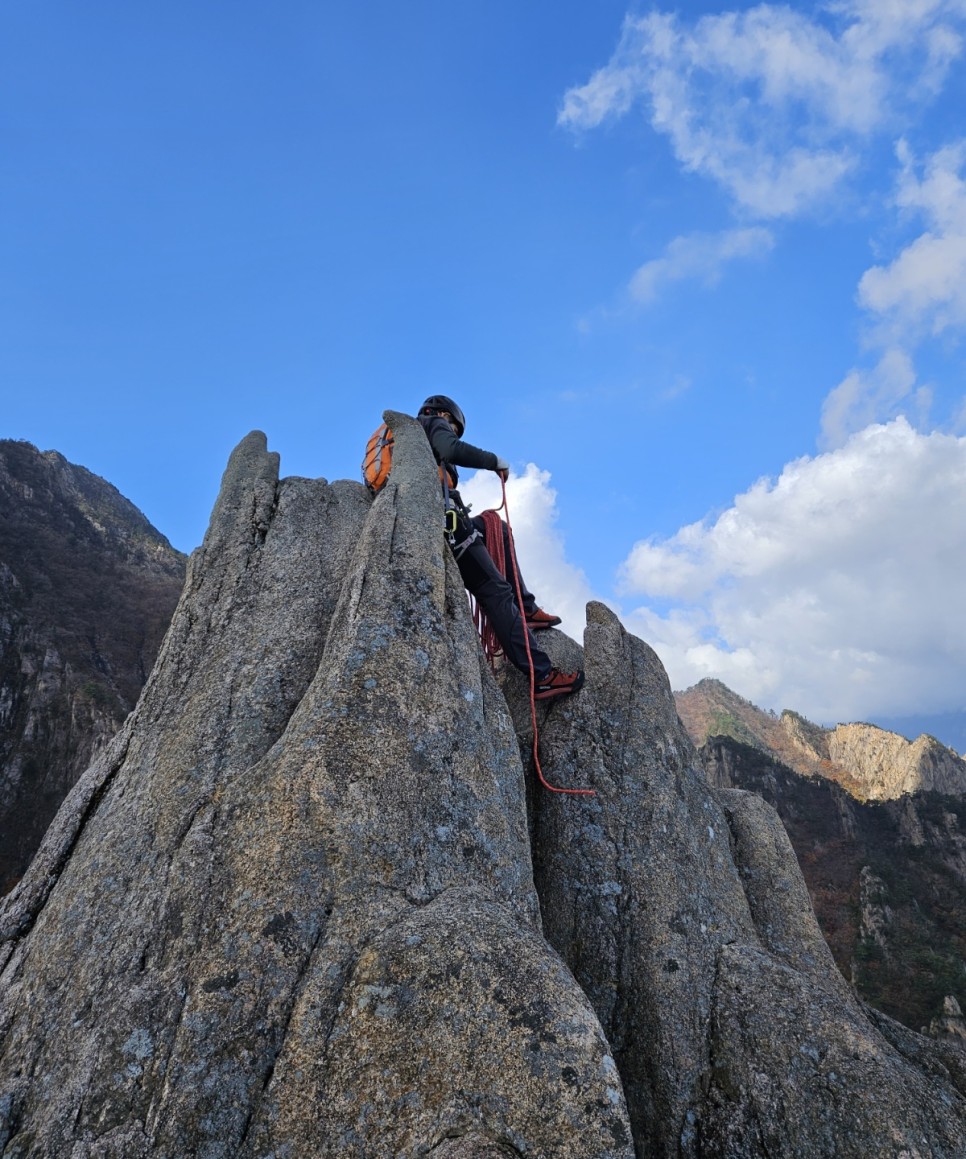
[675,678,966,1034]
[0,439,186,892]
[699,733,966,1035]
[875,710,966,759]
[675,678,966,801]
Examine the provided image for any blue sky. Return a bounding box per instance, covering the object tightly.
[4,2,966,738]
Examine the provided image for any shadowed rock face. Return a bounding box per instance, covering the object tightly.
[0,440,186,893]
[1,421,965,1157]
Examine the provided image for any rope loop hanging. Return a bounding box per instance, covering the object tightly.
[496,476,596,798]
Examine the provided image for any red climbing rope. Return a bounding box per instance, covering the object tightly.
[472,510,507,666]
[498,476,595,798]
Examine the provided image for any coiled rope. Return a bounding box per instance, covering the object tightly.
[472,509,506,665]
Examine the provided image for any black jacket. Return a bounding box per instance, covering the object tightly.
[417,415,499,489]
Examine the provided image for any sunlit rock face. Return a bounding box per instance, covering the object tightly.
[675,676,966,802]
[1,419,964,1157]
[826,722,966,800]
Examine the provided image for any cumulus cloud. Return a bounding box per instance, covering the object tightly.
[458,464,598,641]
[618,419,966,721]
[560,2,966,217]
[628,228,774,304]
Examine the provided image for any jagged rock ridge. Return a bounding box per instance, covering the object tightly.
[0,439,186,893]
[1,422,964,1157]
[676,677,966,801]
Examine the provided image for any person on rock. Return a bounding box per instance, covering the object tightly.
[417,394,584,700]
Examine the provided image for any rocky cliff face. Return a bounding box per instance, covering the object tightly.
[1,421,964,1157]
[826,723,966,799]
[0,440,186,893]
[676,678,966,801]
[702,735,966,1036]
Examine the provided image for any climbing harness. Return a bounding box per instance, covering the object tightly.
[442,459,481,561]
[497,476,596,798]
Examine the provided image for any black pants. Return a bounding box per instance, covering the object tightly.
[453,516,551,680]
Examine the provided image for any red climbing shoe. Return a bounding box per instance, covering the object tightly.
[534,667,585,700]
[526,608,562,631]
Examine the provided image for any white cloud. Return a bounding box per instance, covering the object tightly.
[859,140,966,339]
[628,228,774,304]
[455,437,966,725]
[618,419,966,721]
[556,3,966,726]
[820,140,966,443]
[560,3,966,217]
[458,464,598,642]
[820,347,920,447]
[837,0,966,88]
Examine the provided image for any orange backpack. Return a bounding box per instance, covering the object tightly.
[362,421,455,493]
[362,423,394,492]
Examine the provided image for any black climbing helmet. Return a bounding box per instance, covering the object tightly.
[420,395,465,438]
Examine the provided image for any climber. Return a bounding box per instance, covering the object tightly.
[417,394,584,700]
